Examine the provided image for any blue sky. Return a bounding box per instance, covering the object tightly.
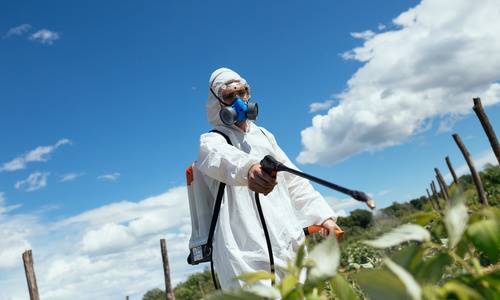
[1,0,499,299]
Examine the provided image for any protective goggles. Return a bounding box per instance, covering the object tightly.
[218,80,251,104]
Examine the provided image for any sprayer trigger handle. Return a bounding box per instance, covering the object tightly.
[260,155,280,176]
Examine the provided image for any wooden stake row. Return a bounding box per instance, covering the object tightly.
[426,97,497,210]
[22,239,177,300]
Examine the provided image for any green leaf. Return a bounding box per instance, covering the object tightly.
[295,244,306,269]
[206,290,266,300]
[304,288,322,300]
[235,271,275,286]
[282,288,303,300]
[403,212,439,226]
[441,281,483,300]
[467,219,500,263]
[421,285,444,300]
[452,270,500,299]
[475,271,500,298]
[280,274,298,296]
[414,253,453,285]
[247,285,281,299]
[330,274,357,300]
[429,221,446,241]
[479,206,500,220]
[384,258,422,300]
[353,269,411,300]
[454,235,471,258]
[306,236,340,280]
[444,201,468,249]
[364,224,430,249]
[390,244,424,274]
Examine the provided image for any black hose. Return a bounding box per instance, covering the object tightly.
[210,259,220,289]
[255,192,275,285]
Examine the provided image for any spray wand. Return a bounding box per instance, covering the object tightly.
[260,155,376,238]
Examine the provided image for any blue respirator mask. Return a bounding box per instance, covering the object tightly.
[219,98,258,126]
[210,79,259,126]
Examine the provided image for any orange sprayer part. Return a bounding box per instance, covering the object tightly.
[186,165,193,185]
[307,225,344,240]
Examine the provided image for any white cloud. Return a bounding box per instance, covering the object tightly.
[60,172,85,182]
[309,100,334,113]
[29,29,60,45]
[0,186,200,300]
[15,172,50,192]
[80,223,136,254]
[298,0,500,165]
[97,172,121,182]
[0,139,71,172]
[377,23,387,31]
[437,114,464,133]
[0,193,33,270]
[350,30,375,40]
[443,149,497,183]
[0,192,22,215]
[335,209,349,217]
[3,24,32,38]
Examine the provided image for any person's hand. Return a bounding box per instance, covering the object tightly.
[248,163,277,195]
[321,218,342,238]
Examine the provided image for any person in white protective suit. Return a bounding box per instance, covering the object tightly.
[197,67,340,289]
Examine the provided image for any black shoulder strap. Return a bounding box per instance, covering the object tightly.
[205,129,232,248]
[210,129,232,145]
[206,129,232,290]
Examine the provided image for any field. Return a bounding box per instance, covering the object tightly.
[144,164,500,300]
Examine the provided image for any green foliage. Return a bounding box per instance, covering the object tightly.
[173,269,216,300]
[207,198,500,300]
[458,174,473,188]
[356,202,500,300]
[382,202,418,218]
[142,166,500,300]
[481,164,500,205]
[142,288,165,300]
[336,209,374,238]
[467,218,500,263]
[402,211,440,226]
[349,209,373,228]
[341,241,382,268]
[409,196,428,211]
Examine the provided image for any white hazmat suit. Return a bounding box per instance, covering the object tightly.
[196,68,337,288]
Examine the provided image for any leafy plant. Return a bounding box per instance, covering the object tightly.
[206,198,500,300]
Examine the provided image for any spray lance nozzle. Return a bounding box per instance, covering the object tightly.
[260,155,375,210]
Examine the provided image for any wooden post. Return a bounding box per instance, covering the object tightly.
[431,181,442,210]
[452,133,489,205]
[436,174,449,205]
[160,239,175,300]
[22,250,40,300]
[473,97,500,165]
[445,156,459,185]
[435,168,449,199]
[426,188,437,211]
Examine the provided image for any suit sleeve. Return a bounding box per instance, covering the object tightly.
[197,132,260,186]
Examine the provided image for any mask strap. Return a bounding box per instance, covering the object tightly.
[210,87,228,106]
[209,73,229,106]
